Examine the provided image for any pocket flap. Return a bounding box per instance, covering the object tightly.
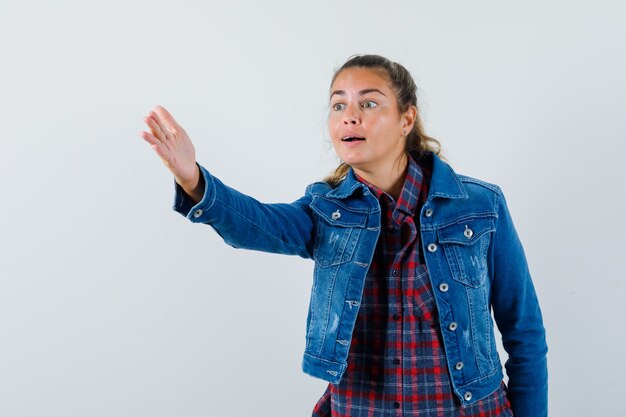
[437,216,496,245]
[310,196,368,227]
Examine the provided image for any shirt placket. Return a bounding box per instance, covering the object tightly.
[389,209,419,415]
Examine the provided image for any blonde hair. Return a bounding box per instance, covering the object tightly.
[323,54,443,188]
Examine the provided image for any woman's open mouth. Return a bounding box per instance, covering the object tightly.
[342,136,366,142]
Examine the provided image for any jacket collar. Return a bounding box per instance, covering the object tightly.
[425,151,468,201]
[325,167,366,199]
[325,152,468,201]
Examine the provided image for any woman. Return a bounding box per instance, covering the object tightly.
[140,54,548,417]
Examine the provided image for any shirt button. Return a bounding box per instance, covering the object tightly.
[193,209,203,218]
[392,269,399,277]
[393,314,400,321]
[464,226,474,239]
[393,358,401,365]
[427,243,438,252]
[424,208,433,217]
[455,361,464,370]
[439,283,449,292]
[331,210,341,220]
[393,402,400,409]
[464,392,472,401]
[449,322,458,331]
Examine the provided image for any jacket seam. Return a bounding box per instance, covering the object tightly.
[459,175,501,194]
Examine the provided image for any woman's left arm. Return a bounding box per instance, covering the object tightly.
[489,188,548,417]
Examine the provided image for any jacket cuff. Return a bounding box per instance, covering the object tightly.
[172,163,217,222]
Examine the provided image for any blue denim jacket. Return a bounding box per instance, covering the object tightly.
[173,152,548,417]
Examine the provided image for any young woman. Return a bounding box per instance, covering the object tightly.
[140,54,548,417]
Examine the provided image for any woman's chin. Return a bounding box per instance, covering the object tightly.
[342,159,370,172]
[338,152,368,167]
[340,156,360,166]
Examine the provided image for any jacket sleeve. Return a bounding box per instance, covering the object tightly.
[172,163,315,259]
[489,188,548,417]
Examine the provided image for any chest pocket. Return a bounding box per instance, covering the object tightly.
[436,215,496,287]
[310,196,368,268]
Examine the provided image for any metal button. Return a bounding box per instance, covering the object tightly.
[464,392,472,401]
[331,210,341,220]
[424,208,433,217]
[449,322,458,331]
[464,226,473,239]
[392,269,399,277]
[439,283,449,292]
[193,209,203,218]
[427,243,437,252]
[455,361,464,370]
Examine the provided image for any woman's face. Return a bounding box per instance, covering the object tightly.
[328,67,413,174]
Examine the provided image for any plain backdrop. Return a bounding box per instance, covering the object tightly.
[1,1,625,416]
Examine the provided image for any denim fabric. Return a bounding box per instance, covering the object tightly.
[173,151,548,417]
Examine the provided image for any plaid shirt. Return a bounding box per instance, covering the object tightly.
[311,154,513,417]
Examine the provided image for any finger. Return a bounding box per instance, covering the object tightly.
[140,131,172,166]
[151,142,173,168]
[145,114,168,142]
[153,105,181,132]
[139,130,160,146]
[149,111,175,140]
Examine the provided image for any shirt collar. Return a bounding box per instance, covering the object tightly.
[354,154,424,217]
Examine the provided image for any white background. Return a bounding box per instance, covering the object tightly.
[1,1,625,416]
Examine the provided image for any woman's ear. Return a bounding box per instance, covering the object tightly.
[402,105,418,133]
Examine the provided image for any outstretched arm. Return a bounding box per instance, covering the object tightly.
[140,105,314,259]
[173,164,314,259]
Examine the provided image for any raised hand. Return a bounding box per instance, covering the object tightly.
[140,105,203,202]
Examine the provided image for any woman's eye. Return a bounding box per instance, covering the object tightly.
[332,103,345,111]
[362,101,377,109]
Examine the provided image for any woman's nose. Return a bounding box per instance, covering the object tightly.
[343,105,360,125]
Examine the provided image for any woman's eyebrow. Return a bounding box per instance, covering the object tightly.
[330,88,386,99]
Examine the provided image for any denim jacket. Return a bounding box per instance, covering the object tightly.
[173,151,548,417]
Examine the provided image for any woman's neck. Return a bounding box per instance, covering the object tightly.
[354,154,408,201]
